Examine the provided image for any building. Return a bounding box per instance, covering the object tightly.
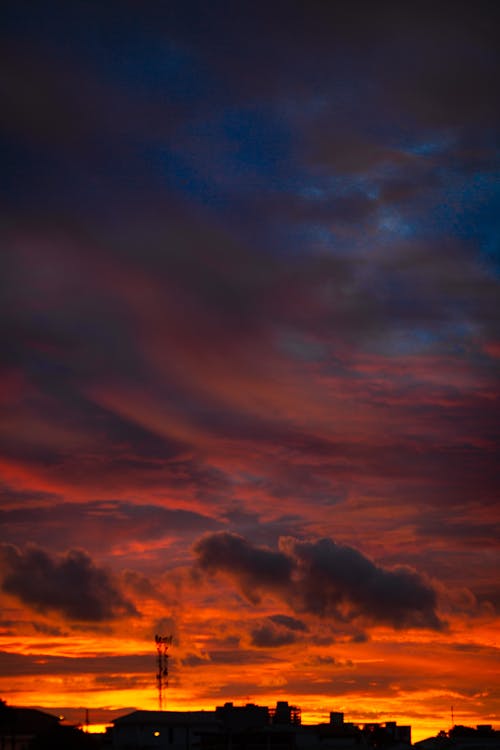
[112,709,219,750]
[111,703,412,750]
[361,721,411,748]
[415,724,500,750]
[0,703,60,750]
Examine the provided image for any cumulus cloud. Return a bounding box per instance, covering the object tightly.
[0,544,137,621]
[281,537,442,629]
[250,623,298,648]
[249,614,308,648]
[269,614,308,632]
[193,531,292,604]
[194,532,443,630]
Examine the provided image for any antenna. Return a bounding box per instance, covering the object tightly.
[155,634,172,711]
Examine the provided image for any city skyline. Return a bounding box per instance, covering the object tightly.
[1,1,499,744]
[2,693,498,746]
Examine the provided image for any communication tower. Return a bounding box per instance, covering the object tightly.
[155,634,172,711]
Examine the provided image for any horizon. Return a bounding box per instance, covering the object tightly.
[4,694,499,743]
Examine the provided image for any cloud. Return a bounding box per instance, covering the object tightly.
[249,614,308,648]
[0,650,154,677]
[1,499,223,553]
[194,532,443,630]
[193,532,292,604]
[0,543,137,621]
[268,614,308,632]
[250,623,298,648]
[207,648,276,667]
[281,537,443,630]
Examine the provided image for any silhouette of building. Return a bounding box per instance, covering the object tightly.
[415,724,500,750]
[110,701,411,750]
[271,702,301,727]
[215,702,270,730]
[361,720,411,749]
[0,703,59,750]
[112,709,219,750]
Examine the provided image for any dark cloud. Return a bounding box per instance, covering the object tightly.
[121,570,161,601]
[0,650,153,677]
[0,485,62,507]
[1,499,222,552]
[193,532,292,604]
[221,506,309,549]
[0,544,137,621]
[282,537,442,630]
[249,613,308,648]
[194,533,443,630]
[181,654,209,668]
[0,619,65,637]
[250,623,298,648]
[32,621,65,636]
[207,649,278,667]
[413,505,500,547]
[268,614,308,632]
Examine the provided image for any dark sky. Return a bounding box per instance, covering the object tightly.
[1,0,499,740]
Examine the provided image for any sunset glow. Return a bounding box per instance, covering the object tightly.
[1,1,499,745]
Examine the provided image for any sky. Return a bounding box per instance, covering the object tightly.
[1,0,499,742]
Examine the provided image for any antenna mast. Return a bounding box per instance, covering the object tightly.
[155,634,172,711]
